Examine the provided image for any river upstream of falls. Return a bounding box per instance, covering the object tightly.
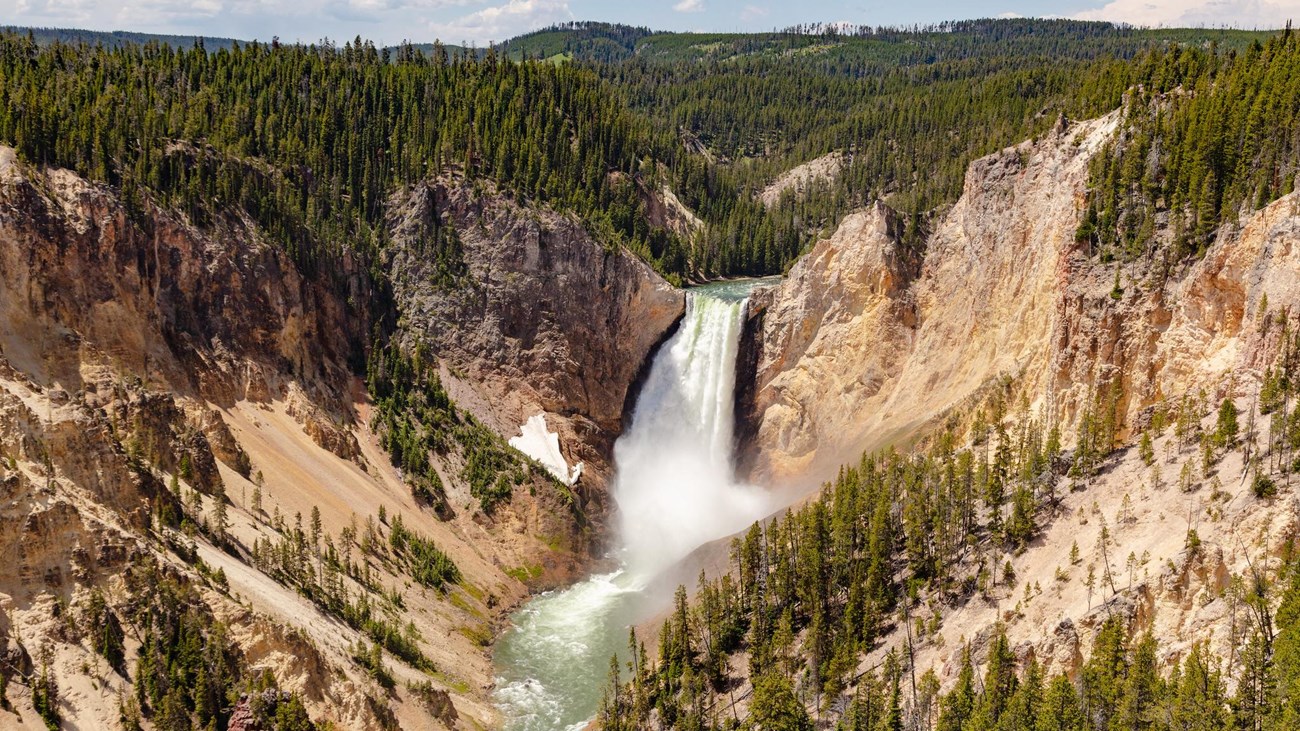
[493,278,779,731]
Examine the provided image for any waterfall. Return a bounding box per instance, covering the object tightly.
[613,293,769,574]
[494,283,773,731]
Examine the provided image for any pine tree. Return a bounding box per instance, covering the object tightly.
[1271,562,1300,728]
[32,651,59,730]
[986,423,1012,537]
[1081,615,1128,729]
[938,648,976,731]
[211,482,229,539]
[1216,398,1241,449]
[1233,631,1274,731]
[1171,643,1230,730]
[749,672,813,731]
[1116,632,1161,730]
[1007,484,1037,549]
[972,628,1019,728]
[1036,673,1086,731]
[1000,658,1044,731]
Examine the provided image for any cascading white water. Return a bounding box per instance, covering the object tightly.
[493,280,776,731]
[613,293,771,574]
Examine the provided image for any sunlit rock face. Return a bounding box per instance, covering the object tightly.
[384,177,685,506]
[740,111,1300,486]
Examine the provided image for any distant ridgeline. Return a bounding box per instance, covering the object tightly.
[1,25,243,51]
[0,19,1289,283]
[2,25,484,60]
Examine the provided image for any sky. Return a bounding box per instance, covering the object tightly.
[3,0,1296,47]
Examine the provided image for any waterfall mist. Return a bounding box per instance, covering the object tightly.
[613,293,772,575]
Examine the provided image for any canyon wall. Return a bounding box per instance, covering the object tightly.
[385,177,685,498]
[740,112,1300,484]
[0,148,681,730]
[728,112,1300,703]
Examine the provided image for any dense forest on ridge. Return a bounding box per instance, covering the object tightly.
[0,20,1280,284]
[1081,29,1300,264]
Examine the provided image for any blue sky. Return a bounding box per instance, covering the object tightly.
[4,0,1295,46]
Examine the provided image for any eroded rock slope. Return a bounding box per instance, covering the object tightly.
[0,148,681,730]
[741,112,1300,484]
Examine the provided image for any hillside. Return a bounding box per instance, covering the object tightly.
[2,21,1281,283]
[606,34,1300,731]
[0,128,680,727]
[555,20,1279,279]
[502,20,1271,67]
[0,26,243,50]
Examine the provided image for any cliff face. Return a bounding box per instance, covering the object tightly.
[1046,186,1300,429]
[741,111,1300,483]
[385,178,685,493]
[0,149,680,730]
[0,148,366,418]
[737,201,919,477]
[728,113,1300,705]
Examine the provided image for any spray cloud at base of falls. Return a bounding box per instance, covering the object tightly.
[493,281,775,731]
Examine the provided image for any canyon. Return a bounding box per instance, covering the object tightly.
[1,103,1299,730]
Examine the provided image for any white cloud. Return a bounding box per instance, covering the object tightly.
[5,0,561,44]
[1074,0,1298,27]
[339,0,480,11]
[997,11,1024,18]
[740,4,768,22]
[12,0,103,25]
[427,0,571,44]
[673,0,704,13]
[129,0,223,18]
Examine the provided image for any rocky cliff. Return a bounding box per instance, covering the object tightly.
[0,148,681,730]
[723,112,1300,709]
[736,200,919,477]
[0,148,368,420]
[741,111,1300,484]
[385,177,685,502]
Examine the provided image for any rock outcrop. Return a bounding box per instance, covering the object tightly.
[729,113,1300,703]
[757,150,845,208]
[736,201,919,477]
[0,146,368,454]
[740,111,1300,483]
[385,177,685,493]
[636,175,704,242]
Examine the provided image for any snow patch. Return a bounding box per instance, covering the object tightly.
[509,413,583,485]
